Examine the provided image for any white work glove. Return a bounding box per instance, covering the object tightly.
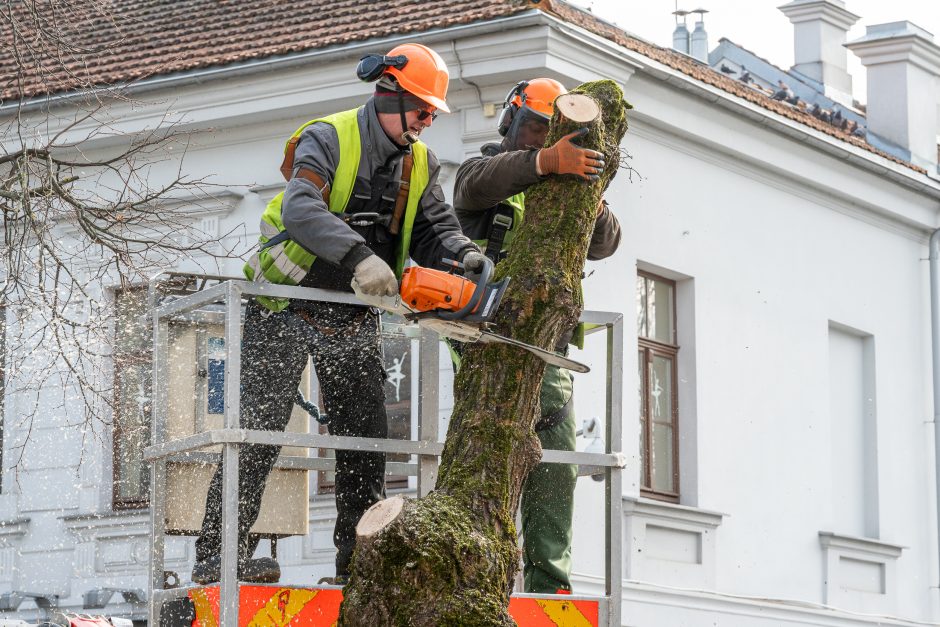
[461,250,489,274]
[351,255,398,297]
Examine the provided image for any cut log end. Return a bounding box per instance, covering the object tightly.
[356,495,405,538]
[555,93,600,124]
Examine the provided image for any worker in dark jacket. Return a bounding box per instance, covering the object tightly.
[453,78,620,594]
[192,43,486,586]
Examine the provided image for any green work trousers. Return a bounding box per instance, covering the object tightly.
[521,367,578,594]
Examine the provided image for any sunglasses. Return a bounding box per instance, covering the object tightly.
[416,108,438,122]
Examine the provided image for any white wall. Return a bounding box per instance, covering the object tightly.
[564,65,937,623]
[0,15,938,626]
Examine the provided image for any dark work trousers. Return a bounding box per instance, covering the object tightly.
[194,300,388,578]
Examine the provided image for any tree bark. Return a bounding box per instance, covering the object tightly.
[339,79,631,626]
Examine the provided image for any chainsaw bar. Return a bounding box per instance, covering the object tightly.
[415,318,588,372]
[476,330,590,373]
[351,285,590,373]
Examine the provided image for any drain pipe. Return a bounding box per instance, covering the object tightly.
[931,226,940,584]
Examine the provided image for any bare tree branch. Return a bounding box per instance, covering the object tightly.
[0,0,244,483]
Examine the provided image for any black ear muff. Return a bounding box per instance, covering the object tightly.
[357,54,409,83]
[496,104,515,137]
[496,81,528,137]
[356,55,385,82]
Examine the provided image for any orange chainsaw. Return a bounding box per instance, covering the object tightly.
[353,256,589,373]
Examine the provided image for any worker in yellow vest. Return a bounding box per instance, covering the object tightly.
[192,43,486,585]
[454,78,620,594]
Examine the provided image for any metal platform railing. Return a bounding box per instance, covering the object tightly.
[143,274,624,626]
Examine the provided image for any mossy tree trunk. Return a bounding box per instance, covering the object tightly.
[339,80,630,626]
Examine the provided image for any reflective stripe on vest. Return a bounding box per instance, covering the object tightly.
[244,107,430,312]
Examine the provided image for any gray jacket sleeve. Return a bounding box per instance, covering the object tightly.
[454,150,542,211]
[409,150,480,268]
[279,123,369,270]
[587,201,621,260]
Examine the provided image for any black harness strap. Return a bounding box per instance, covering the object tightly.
[484,204,514,263]
[259,230,291,252]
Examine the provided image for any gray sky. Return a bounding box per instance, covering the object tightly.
[572,0,940,104]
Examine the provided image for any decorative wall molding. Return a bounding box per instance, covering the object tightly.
[62,511,159,576]
[0,518,29,582]
[818,531,904,615]
[61,511,148,543]
[623,497,725,589]
[0,518,30,546]
[572,574,928,626]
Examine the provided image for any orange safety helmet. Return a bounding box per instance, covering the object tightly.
[497,78,567,136]
[382,43,451,113]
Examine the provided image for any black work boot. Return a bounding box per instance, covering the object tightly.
[191,555,281,585]
[240,556,281,584]
[316,574,349,587]
[191,555,222,585]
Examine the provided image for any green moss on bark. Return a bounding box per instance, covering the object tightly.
[338,80,631,626]
[340,493,517,626]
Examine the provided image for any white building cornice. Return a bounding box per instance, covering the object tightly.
[8,9,938,205]
[778,0,860,32]
[0,518,30,545]
[61,510,148,543]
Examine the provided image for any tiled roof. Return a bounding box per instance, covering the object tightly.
[0,0,530,102]
[1,0,925,174]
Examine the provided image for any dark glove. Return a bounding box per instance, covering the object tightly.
[537,128,606,181]
[461,250,489,274]
[352,254,398,296]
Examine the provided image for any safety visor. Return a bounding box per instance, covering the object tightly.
[517,103,551,127]
[507,104,551,149]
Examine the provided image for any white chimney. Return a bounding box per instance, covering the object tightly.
[690,9,710,63]
[847,22,940,172]
[778,0,859,106]
[672,10,691,55]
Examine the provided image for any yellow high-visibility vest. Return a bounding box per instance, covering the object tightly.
[245,107,429,312]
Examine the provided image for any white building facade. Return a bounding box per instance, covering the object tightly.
[1,2,939,625]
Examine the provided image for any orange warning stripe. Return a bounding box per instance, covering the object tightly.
[507,598,598,626]
[247,588,320,627]
[189,585,343,627]
[189,585,598,626]
[538,599,597,626]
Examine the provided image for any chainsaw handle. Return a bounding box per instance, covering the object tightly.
[437,255,494,320]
